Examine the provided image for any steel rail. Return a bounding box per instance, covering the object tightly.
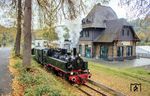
[76,84,107,96]
[88,79,126,96]
[84,84,107,96]
[76,86,92,96]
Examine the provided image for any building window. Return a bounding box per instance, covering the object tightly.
[85,31,89,37]
[86,19,92,23]
[122,29,124,36]
[87,31,89,37]
[127,29,129,36]
[79,45,82,54]
[82,19,85,24]
[38,42,40,47]
[80,31,83,37]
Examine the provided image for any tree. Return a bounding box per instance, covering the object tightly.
[0,0,22,55]
[0,0,112,68]
[22,0,112,68]
[0,24,16,46]
[22,0,85,68]
[22,0,32,68]
[14,0,22,56]
[42,27,58,41]
[119,0,150,19]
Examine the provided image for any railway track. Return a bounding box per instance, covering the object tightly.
[88,79,126,96]
[76,84,107,96]
[45,65,125,96]
[76,79,126,96]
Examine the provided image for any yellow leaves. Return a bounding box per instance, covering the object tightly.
[33,27,58,41]
[0,25,16,44]
[137,32,146,40]
[9,57,24,96]
[0,25,16,35]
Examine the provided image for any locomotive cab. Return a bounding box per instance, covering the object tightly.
[33,47,49,64]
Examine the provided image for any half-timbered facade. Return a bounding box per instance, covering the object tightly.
[78,3,140,60]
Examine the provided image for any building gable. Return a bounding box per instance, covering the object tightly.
[80,28,105,41]
[80,4,140,43]
[118,26,140,41]
[82,3,118,28]
[93,19,140,42]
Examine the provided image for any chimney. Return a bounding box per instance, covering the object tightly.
[97,3,101,6]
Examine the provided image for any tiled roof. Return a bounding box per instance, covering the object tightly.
[94,19,140,42]
[82,3,118,28]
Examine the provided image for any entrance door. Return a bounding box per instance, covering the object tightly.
[100,45,108,59]
[117,46,124,58]
[126,46,133,56]
[85,45,91,58]
[79,45,82,55]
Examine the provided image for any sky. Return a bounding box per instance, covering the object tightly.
[108,0,127,18]
[56,0,128,48]
[0,0,127,28]
[0,0,128,47]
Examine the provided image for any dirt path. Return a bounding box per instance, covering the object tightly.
[0,48,12,96]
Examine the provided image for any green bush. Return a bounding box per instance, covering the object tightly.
[24,85,61,96]
[13,61,22,69]
[12,58,73,96]
[19,72,41,87]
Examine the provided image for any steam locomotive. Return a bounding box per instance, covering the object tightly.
[32,47,91,84]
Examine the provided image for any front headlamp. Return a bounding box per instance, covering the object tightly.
[70,72,73,75]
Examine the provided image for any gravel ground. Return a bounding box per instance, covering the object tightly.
[0,48,12,96]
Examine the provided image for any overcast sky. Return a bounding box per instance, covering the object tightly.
[0,0,128,28]
[108,0,126,18]
[56,0,128,48]
[0,0,129,47]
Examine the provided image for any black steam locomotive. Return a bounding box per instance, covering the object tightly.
[32,48,91,84]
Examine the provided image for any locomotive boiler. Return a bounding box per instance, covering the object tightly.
[32,47,91,84]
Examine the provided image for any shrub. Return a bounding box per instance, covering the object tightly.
[24,85,61,96]
[11,57,74,96]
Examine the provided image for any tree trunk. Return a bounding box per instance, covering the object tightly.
[22,0,32,68]
[15,0,22,56]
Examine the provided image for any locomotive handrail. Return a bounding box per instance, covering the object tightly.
[48,57,67,63]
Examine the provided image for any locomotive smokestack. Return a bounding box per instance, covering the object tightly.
[73,48,77,56]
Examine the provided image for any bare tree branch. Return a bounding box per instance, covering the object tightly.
[119,0,150,19]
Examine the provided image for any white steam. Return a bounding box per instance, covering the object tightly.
[56,17,82,48]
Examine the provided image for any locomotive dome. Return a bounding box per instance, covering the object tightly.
[82,3,118,28]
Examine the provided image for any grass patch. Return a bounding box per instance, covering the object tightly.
[10,56,75,96]
[88,61,150,96]
[89,61,150,83]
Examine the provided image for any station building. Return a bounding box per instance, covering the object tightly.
[78,3,140,60]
